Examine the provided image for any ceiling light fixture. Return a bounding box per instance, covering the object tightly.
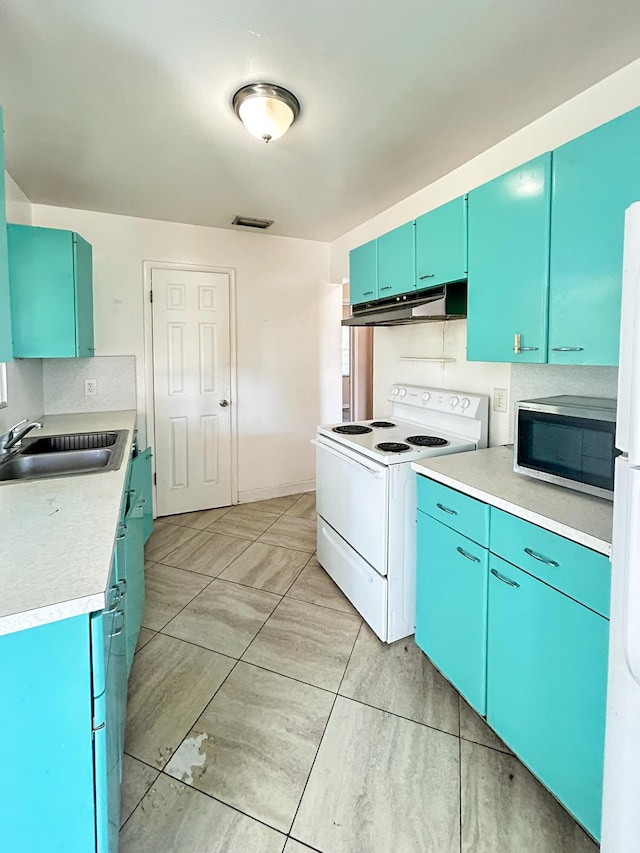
[232,83,300,143]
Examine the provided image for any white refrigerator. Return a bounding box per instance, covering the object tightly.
[601,201,640,851]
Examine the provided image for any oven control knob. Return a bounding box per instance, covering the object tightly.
[398,388,407,398]
[449,396,459,408]
[461,397,471,410]
[392,387,399,396]
[422,391,431,403]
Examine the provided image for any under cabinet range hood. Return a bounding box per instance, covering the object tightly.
[342,282,467,327]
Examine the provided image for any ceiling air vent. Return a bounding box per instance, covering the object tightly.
[232,215,274,230]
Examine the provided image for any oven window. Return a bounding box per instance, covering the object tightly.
[517,410,618,491]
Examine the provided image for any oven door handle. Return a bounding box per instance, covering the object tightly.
[311,439,385,478]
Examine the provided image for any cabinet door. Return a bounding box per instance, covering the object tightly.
[124,499,145,674]
[130,446,154,542]
[415,511,488,713]
[549,107,640,365]
[0,107,12,363]
[349,239,377,304]
[73,233,94,357]
[415,195,467,287]
[487,555,608,840]
[8,225,89,358]
[467,154,551,362]
[1,615,96,852]
[377,221,415,297]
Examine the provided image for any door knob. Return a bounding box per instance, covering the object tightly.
[219,399,230,407]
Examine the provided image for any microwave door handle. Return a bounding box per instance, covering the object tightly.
[311,439,384,478]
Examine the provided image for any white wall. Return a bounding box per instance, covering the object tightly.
[0,171,43,434]
[30,205,336,498]
[331,58,640,445]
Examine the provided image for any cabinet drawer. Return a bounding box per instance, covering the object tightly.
[490,507,610,617]
[416,476,489,546]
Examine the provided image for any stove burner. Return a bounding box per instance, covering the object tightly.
[406,435,450,447]
[370,421,396,428]
[376,442,411,453]
[333,424,373,435]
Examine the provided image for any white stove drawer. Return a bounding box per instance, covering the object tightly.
[317,517,388,642]
[314,437,389,575]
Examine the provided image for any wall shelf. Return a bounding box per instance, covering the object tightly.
[399,356,456,362]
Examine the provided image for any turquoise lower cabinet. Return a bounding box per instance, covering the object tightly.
[415,195,467,287]
[549,107,640,365]
[467,153,551,362]
[130,445,153,543]
[0,106,12,362]
[377,221,415,298]
[349,238,378,305]
[0,565,126,852]
[7,224,94,358]
[487,555,609,841]
[415,510,488,713]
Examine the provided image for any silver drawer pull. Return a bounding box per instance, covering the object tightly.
[118,579,127,597]
[551,347,584,352]
[491,568,520,588]
[116,523,127,541]
[524,547,559,568]
[380,285,392,291]
[419,273,435,280]
[457,546,480,563]
[436,502,457,515]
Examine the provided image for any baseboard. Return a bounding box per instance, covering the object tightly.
[238,479,315,504]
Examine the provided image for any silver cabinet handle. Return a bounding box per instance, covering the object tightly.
[457,546,480,563]
[524,547,559,567]
[116,523,127,541]
[112,610,125,636]
[551,347,584,352]
[436,502,457,515]
[491,568,520,588]
[363,290,374,296]
[105,585,121,613]
[118,579,127,597]
[92,721,106,733]
[219,399,230,407]
[380,286,392,291]
[513,333,539,354]
[419,273,435,280]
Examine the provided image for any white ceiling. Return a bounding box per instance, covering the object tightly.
[1,1,640,241]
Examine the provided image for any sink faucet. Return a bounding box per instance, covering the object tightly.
[0,419,43,457]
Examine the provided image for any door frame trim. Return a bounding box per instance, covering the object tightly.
[142,260,239,514]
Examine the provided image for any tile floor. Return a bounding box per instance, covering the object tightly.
[120,492,599,852]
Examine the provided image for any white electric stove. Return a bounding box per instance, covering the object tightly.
[315,385,488,642]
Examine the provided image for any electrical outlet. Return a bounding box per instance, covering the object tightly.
[84,378,98,397]
[494,388,508,413]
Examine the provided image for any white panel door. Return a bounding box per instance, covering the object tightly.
[152,268,232,515]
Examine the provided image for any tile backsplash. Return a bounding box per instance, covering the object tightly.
[509,363,618,441]
[43,356,136,414]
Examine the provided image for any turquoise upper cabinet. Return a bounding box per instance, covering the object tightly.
[0,107,12,363]
[7,224,94,358]
[467,154,552,362]
[415,195,467,288]
[487,554,608,840]
[377,221,415,298]
[548,107,640,365]
[349,238,378,305]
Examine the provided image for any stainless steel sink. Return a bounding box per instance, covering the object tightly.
[0,430,129,482]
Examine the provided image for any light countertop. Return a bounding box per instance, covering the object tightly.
[411,445,613,556]
[0,411,137,636]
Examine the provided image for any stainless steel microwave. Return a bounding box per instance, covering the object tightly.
[514,395,619,500]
